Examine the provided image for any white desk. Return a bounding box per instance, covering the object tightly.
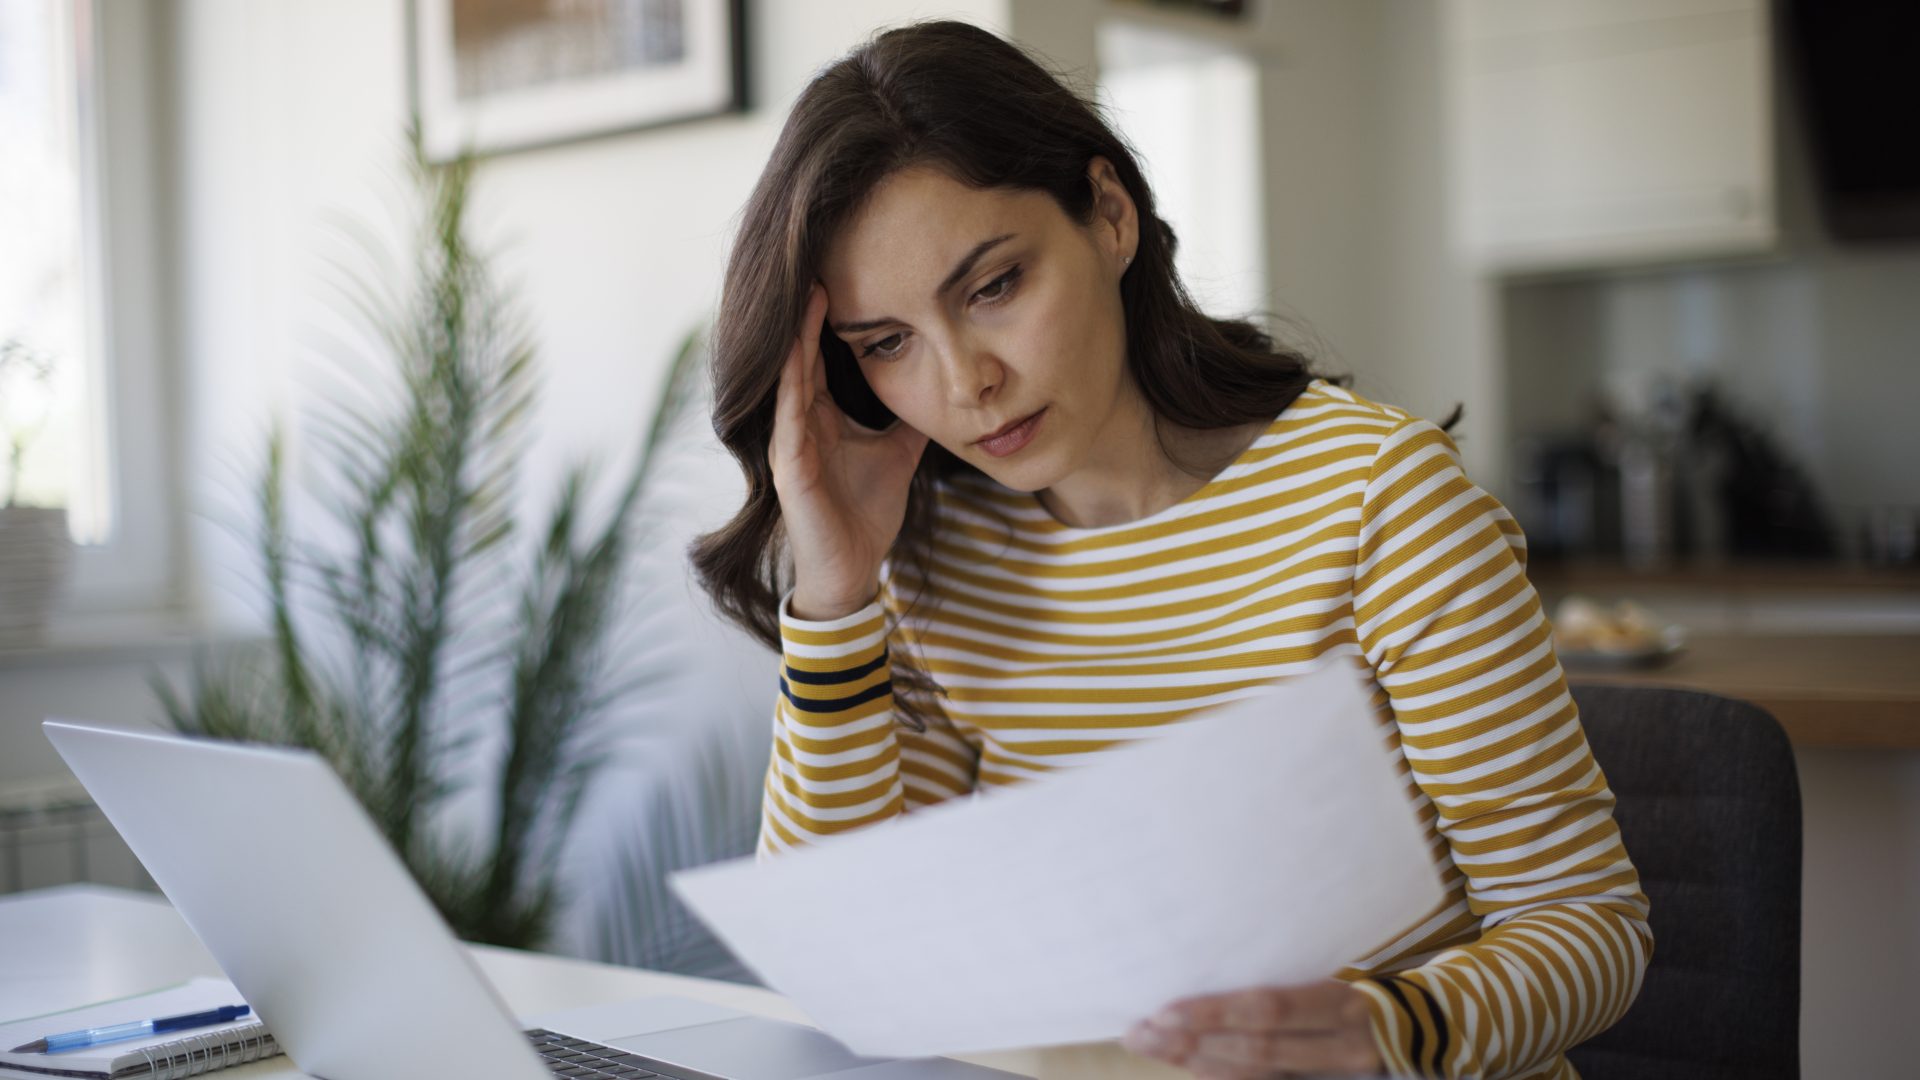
[0,886,1175,1079]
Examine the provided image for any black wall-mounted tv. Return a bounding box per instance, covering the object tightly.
[1782,2,1920,241]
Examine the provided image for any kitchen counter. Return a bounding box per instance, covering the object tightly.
[1562,633,1920,749]
[1529,560,1920,749]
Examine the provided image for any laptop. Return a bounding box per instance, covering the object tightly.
[43,719,1027,1080]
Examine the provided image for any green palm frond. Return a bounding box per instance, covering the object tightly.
[159,123,711,950]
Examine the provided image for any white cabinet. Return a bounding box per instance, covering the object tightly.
[1445,0,1776,271]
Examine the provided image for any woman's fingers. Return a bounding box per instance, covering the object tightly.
[1156,982,1363,1032]
[1124,983,1383,1077]
[769,341,804,469]
[771,284,832,471]
[1187,1030,1381,1075]
[799,282,827,408]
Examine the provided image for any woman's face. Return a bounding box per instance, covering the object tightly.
[818,160,1138,494]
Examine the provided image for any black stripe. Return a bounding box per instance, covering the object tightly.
[785,649,888,686]
[1402,977,1450,1074]
[779,675,892,713]
[1375,976,1429,1077]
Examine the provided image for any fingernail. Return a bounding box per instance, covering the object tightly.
[1121,1027,1164,1055]
[1150,1008,1185,1028]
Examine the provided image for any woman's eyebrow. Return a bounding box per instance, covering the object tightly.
[829,233,1017,334]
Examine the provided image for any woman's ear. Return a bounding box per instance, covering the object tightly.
[1086,156,1138,269]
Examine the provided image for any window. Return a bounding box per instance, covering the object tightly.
[0,0,104,535]
[2,0,178,627]
[1098,20,1268,323]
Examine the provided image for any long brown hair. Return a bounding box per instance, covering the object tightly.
[691,20,1358,728]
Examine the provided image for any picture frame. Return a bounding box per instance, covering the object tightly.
[410,0,747,161]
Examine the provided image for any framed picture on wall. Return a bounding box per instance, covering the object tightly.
[411,0,747,161]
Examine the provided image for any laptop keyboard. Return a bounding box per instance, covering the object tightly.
[525,1028,688,1079]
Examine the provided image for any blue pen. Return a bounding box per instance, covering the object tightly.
[10,1004,251,1054]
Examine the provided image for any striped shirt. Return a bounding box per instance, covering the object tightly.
[764,379,1651,1079]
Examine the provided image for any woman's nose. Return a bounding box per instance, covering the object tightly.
[941,340,1003,407]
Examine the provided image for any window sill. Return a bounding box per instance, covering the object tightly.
[0,609,256,672]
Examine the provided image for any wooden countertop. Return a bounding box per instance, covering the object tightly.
[1564,633,1920,750]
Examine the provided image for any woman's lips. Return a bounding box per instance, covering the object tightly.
[976,408,1046,458]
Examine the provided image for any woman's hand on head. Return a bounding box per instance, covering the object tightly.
[1121,981,1385,1079]
[770,281,930,621]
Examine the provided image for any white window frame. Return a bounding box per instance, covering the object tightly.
[47,0,183,636]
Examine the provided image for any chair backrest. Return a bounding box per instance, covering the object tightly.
[1565,685,1802,1080]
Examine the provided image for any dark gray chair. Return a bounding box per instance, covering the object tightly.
[1564,685,1802,1080]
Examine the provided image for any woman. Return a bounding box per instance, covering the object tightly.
[691,20,1649,1080]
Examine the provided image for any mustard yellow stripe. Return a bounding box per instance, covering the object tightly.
[1398,700,1572,770]
[911,590,1356,661]
[1413,726,1591,801]
[773,735,900,782]
[906,731,979,776]
[1510,924,1584,1033]
[782,643,887,674]
[1362,435,1456,523]
[1370,437,1467,512]
[760,785,805,849]
[1430,975,1484,1076]
[1372,589,1534,678]
[1389,660,1567,730]
[1477,871,1649,917]
[1468,832,1630,883]
[1352,983,1417,1077]
[1390,622,1566,714]
[899,758,972,798]
[922,628,1354,685]
[1441,806,1615,860]
[1384,588,1542,684]
[930,673,1318,707]
[769,789,907,837]
[902,556,1355,639]
[958,459,1373,555]
[945,704,1208,732]
[780,717,896,757]
[768,767,899,811]
[1435,748,1607,824]
[1238,417,1405,461]
[1356,512,1507,632]
[929,513,1359,597]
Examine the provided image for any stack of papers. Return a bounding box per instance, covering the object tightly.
[672,660,1446,1058]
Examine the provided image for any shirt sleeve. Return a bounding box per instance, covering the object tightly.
[758,589,981,857]
[1346,418,1654,1079]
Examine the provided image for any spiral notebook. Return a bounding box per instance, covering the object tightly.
[0,978,280,1080]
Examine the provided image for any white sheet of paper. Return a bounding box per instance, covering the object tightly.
[670,659,1446,1058]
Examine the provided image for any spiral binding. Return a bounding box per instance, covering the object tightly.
[131,1022,280,1079]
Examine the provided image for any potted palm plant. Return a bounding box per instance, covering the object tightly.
[157,129,705,949]
[0,337,73,648]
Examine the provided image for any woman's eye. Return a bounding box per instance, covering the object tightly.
[857,267,1021,361]
[973,265,1023,305]
[860,333,905,360]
